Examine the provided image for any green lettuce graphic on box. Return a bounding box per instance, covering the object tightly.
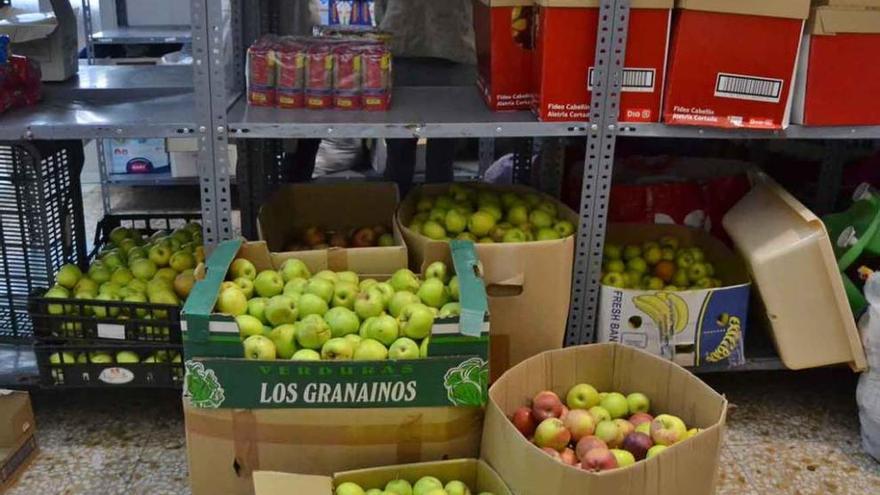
[444,357,489,407]
[184,361,225,408]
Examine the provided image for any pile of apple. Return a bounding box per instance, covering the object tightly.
[219,258,463,361]
[43,222,204,324]
[48,349,181,365]
[285,225,395,251]
[335,476,492,495]
[601,235,721,291]
[407,184,575,243]
[510,384,699,471]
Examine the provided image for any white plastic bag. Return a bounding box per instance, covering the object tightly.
[857,272,880,460]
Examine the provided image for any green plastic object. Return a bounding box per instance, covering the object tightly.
[822,183,880,315]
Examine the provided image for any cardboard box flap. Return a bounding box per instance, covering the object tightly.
[184,239,243,342]
[450,241,488,337]
[0,391,34,447]
[0,11,59,41]
[254,472,332,495]
[810,6,880,33]
[676,0,811,19]
[535,0,673,7]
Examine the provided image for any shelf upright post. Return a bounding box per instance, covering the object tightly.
[193,0,235,249]
[565,0,631,346]
[82,0,97,65]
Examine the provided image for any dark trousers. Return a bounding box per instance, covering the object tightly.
[384,138,456,197]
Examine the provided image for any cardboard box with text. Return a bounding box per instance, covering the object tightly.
[474,0,535,111]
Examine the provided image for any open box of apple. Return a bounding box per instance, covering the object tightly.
[481,343,728,494]
[596,223,751,369]
[252,459,511,495]
[181,239,489,409]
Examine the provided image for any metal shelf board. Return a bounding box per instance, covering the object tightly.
[107,173,197,186]
[0,65,196,139]
[228,86,587,139]
[618,123,880,140]
[695,357,788,374]
[91,26,192,45]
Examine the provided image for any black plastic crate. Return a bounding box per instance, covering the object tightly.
[29,212,201,344]
[34,342,183,388]
[0,141,87,342]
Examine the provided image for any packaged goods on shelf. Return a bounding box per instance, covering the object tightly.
[109,138,170,175]
[596,223,751,369]
[474,0,536,111]
[396,183,577,379]
[246,34,393,111]
[530,0,672,122]
[0,391,37,492]
[251,459,511,495]
[663,0,810,130]
[0,36,41,114]
[792,3,880,125]
[482,343,728,495]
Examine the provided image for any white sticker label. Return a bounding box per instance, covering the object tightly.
[589,68,657,93]
[98,367,135,385]
[97,323,126,340]
[714,73,783,103]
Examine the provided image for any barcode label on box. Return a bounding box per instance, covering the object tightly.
[714,73,783,103]
[97,323,126,340]
[588,68,656,93]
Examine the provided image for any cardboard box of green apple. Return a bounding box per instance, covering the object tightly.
[596,223,750,369]
[182,239,489,409]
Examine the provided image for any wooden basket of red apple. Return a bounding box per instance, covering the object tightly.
[481,343,728,494]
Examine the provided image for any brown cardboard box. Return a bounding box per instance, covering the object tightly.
[252,459,511,495]
[0,391,38,492]
[396,183,576,379]
[185,404,484,495]
[481,343,728,495]
[258,182,407,274]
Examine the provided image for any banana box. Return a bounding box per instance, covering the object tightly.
[596,223,751,369]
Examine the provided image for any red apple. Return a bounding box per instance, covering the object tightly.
[575,435,608,462]
[621,432,653,461]
[629,412,654,428]
[563,409,596,442]
[581,447,618,472]
[372,225,388,237]
[560,405,570,421]
[560,448,578,466]
[329,232,348,248]
[302,227,326,247]
[351,227,377,247]
[534,418,571,452]
[531,391,564,422]
[511,406,537,437]
[542,447,562,461]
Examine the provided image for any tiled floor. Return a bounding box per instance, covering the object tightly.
[6,368,879,495]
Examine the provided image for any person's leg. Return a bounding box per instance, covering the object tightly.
[282,139,320,182]
[384,138,418,196]
[425,138,456,183]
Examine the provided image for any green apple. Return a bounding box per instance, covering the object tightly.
[148,244,173,267]
[169,251,196,272]
[365,314,399,346]
[332,282,359,309]
[154,267,178,283]
[89,351,114,364]
[553,220,575,237]
[385,479,413,495]
[635,422,651,436]
[265,295,298,326]
[529,209,554,229]
[109,225,131,245]
[337,270,359,286]
[101,251,125,272]
[444,481,471,495]
[467,211,496,237]
[325,306,360,337]
[116,351,140,364]
[566,383,600,410]
[290,349,321,361]
[502,228,527,243]
[254,270,284,298]
[359,278,379,292]
[306,277,335,303]
[378,233,395,246]
[536,227,560,241]
[296,314,331,350]
[420,336,430,357]
[445,209,468,234]
[448,276,460,301]
[354,338,388,361]
[416,196,434,212]
[354,288,385,320]
[344,333,363,351]
[269,324,298,359]
[421,220,446,240]
[314,270,339,284]
[388,337,420,360]
[92,292,121,318]
[646,444,667,459]
[373,282,395,306]
[478,204,503,222]
[413,476,443,495]
[243,335,276,360]
[216,286,248,316]
[398,303,435,340]
[298,293,328,318]
[439,302,461,318]
[283,278,308,298]
[321,337,354,360]
[589,406,612,424]
[279,258,310,282]
[610,449,635,468]
[88,262,112,284]
[49,351,77,365]
[359,316,378,338]
[506,205,529,226]
[388,291,420,318]
[600,392,629,419]
[236,314,265,340]
[56,264,83,289]
[99,281,122,297]
[417,278,449,309]
[130,258,158,281]
[234,277,255,299]
[627,392,650,414]
[123,291,148,318]
[336,482,365,495]
[110,267,134,286]
[429,207,448,223]
[456,232,478,242]
[390,269,420,293]
[424,261,449,283]
[73,277,99,296]
[229,258,257,280]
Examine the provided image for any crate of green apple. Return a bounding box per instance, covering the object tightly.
[333,476,493,495]
[30,214,203,344]
[35,343,183,388]
[182,239,488,409]
[601,234,721,291]
[510,384,699,472]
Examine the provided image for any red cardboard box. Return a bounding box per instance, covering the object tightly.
[474,0,535,111]
[532,0,672,122]
[792,5,880,125]
[663,0,810,130]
